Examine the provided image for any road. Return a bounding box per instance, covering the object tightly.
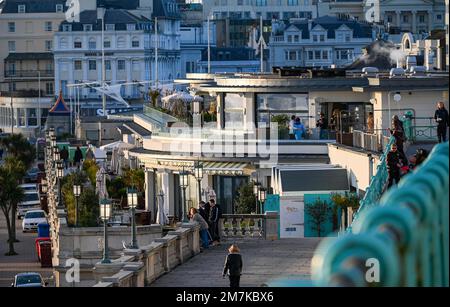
[0,213,53,287]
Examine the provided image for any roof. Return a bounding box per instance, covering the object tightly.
[123,122,152,137]
[0,0,67,14]
[280,168,349,192]
[60,9,150,30]
[285,15,373,40]
[5,52,53,61]
[153,0,180,19]
[48,91,70,116]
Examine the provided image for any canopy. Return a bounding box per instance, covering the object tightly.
[100,141,134,152]
[161,91,203,104]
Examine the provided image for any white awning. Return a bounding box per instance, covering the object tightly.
[203,162,254,176]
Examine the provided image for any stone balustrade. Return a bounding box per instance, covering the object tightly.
[92,222,201,287]
[219,212,279,240]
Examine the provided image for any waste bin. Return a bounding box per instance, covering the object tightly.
[39,241,52,268]
[37,223,50,238]
[35,237,51,260]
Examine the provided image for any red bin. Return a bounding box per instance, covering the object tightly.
[35,237,51,261]
[38,241,53,268]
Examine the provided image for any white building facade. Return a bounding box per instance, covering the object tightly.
[269,16,375,68]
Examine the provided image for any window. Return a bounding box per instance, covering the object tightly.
[287,35,292,42]
[106,24,115,31]
[84,24,93,31]
[104,40,111,48]
[62,24,72,32]
[17,108,26,127]
[403,15,409,23]
[255,0,267,6]
[237,0,244,5]
[288,0,299,6]
[88,38,96,49]
[387,15,393,23]
[56,4,63,12]
[289,51,297,61]
[8,41,16,52]
[132,38,140,48]
[244,11,251,19]
[419,15,425,23]
[345,34,351,42]
[18,5,26,13]
[117,60,125,70]
[322,50,328,60]
[89,60,96,70]
[46,83,54,95]
[8,22,15,32]
[308,50,313,60]
[313,34,318,42]
[74,60,82,70]
[74,39,82,48]
[27,108,37,126]
[117,37,126,48]
[294,35,299,42]
[59,38,68,49]
[320,34,325,42]
[45,21,52,32]
[127,24,136,31]
[436,14,442,21]
[315,50,321,59]
[105,60,111,71]
[45,40,52,51]
[186,61,195,73]
[224,93,245,129]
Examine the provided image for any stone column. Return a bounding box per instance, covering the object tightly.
[144,168,156,215]
[264,211,279,241]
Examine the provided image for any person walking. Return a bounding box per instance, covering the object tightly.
[222,244,243,288]
[208,199,221,245]
[316,113,328,139]
[434,101,449,143]
[288,115,296,140]
[386,143,401,188]
[74,146,83,168]
[389,121,407,165]
[60,146,69,169]
[189,207,210,249]
[293,117,305,140]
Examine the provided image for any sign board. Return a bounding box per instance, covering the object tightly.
[279,198,304,238]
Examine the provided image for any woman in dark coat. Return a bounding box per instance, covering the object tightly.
[223,244,243,288]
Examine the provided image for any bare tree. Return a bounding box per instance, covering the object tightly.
[305,198,331,237]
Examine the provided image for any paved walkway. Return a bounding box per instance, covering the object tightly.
[150,238,321,287]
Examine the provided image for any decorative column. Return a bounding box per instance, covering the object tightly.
[144,168,156,214]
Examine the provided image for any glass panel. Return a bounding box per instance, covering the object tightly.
[224,93,245,129]
[27,108,37,126]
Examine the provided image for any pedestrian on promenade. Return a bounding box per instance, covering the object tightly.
[223,244,243,288]
[198,201,208,222]
[288,115,296,140]
[60,146,69,168]
[208,199,221,245]
[392,115,404,132]
[74,146,83,168]
[293,117,305,140]
[367,112,374,134]
[389,121,407,165]
[386,143,401,188]
[434,101,449,143]
[189,207,209,249]
[316,113,328,139]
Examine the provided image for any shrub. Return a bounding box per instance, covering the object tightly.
[234,183,257,214]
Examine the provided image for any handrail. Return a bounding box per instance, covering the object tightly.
[346,135,395,233]
[311,141,449,286]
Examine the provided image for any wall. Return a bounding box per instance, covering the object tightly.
[303,193,336,238]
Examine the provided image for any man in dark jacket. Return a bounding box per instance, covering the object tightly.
[60,146,69,168]
[386,144,401,188]
[389,122,407,165]
[434,101,449,143]
[223,244,243,288]
[74,146,83,167]
[208,199,221,244]
[316,113,329,139]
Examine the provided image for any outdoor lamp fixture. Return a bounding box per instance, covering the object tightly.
[253,181,261,213]
[127,187,139,249]
[99,198,112,264]
[57,162,64,178]
[193,161,204,203]
[179,167,189,222]
[73,185,82,227]
[53,147,60,161]
[41,179,48,194]
[258,187,267,214]
[51,135,56,147]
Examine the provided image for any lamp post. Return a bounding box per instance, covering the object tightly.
[99,198,112,264]
[193,161,203,203]
[73,184,81,227]
[253,181,261,214]
[258,187,267,214]
[179,167,189,222]
[56,161,64,207]
[127,187,138,249]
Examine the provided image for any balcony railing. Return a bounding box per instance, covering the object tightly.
[220,214,265,238]
[4,70,54,78]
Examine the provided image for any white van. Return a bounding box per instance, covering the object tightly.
[17,191,41,219]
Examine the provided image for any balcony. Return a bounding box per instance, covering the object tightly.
[4,70,54,79]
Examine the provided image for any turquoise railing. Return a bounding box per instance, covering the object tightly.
[311,141,449,287]
[346,135,395,233]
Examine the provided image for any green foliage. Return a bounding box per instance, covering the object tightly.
[106,176,127,205]
[305,198,332,237]
[234,183,257,214]
[82,159,99,186]
[203,112,217,123]
[271,114,290,139]
[62,171,99,227]
[0,133,36,170]
[330,192,360,231]
[123,168,145,193]
[149,89,160,107]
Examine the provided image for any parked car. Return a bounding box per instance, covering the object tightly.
[17,191,41,219]
[11,272,47,287]
[22,210,47,232]
[24,167,42,183]
[19,183,38,193]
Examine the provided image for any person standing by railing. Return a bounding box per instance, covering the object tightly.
[386,143,401,188]
[434,101,449,143]
[316,113,329,139]
[367,112,374,134]
[208,199,221,246]
[293,117,305,140]
[389,121,408,165]
[189,207,210,250]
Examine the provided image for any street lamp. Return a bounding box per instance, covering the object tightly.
[99,198,112,264]
[258,187,267,214]
[127,187,139,249]
[179,167,189,222]
[193,161,203,203]
[253,181,261,213]
[51,135,56,147]
[56,161,64,207]
[41,179,48,194]
[53,147,60,161]
[73,184,82,227]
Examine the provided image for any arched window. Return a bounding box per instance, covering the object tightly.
[131,36,140,48]
[59,37,68,49]
[117,36,126,48]
[88,37,96,50]
[73,37,82,48]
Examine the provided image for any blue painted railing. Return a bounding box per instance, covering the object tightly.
[346,136,396,233]
[311,141,449,287]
